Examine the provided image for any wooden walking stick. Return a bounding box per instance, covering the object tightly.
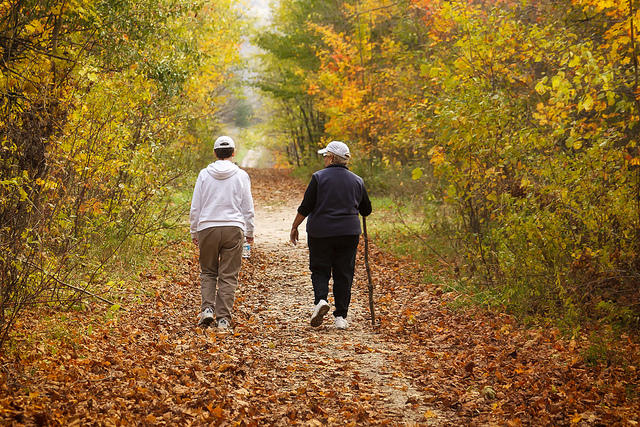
[363,216,376,326]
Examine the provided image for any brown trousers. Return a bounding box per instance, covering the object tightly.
[198,226,243,321]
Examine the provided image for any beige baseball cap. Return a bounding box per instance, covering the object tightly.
[318,141,350,158]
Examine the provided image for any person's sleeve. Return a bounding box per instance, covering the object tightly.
[297,175,318,217]
[359,185,372,217]
[189,174,202,238]
[242,173,255,238]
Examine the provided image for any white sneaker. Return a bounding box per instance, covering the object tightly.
[199,307,214,326]
[334,316,348,330]
[217,318,231,331]
[310,300,330,327]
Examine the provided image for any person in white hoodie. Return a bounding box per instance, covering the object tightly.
[190,135,254,330]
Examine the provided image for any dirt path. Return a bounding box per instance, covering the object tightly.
[242,194,449,424]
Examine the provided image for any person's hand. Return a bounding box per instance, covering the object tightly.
[192,237,198,246]
[246,236,254,244]
[290,228,299,245]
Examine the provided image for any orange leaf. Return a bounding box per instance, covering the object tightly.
[210,406,224,419]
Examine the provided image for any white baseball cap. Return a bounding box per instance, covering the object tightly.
[214,135,235,149]
[318,141,350,158]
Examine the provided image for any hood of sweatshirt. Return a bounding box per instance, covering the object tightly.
[206,160,239,180]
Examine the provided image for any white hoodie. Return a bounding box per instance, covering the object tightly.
[189,160,255,238]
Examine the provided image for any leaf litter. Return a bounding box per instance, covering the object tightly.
[1,169,639,425]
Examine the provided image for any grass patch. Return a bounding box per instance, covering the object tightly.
[368,194,459,269]
[289,160,322,183]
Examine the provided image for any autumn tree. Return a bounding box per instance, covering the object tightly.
[254,0,356,165]
[260,0,640,327]
[0,0,243,347]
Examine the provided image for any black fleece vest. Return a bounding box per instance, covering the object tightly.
[306,166,365,238]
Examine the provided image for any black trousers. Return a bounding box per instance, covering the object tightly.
[308,235,359,318]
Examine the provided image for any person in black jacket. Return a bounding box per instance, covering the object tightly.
[290,141,372,329]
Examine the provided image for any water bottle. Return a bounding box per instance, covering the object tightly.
[242,240,251,258]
